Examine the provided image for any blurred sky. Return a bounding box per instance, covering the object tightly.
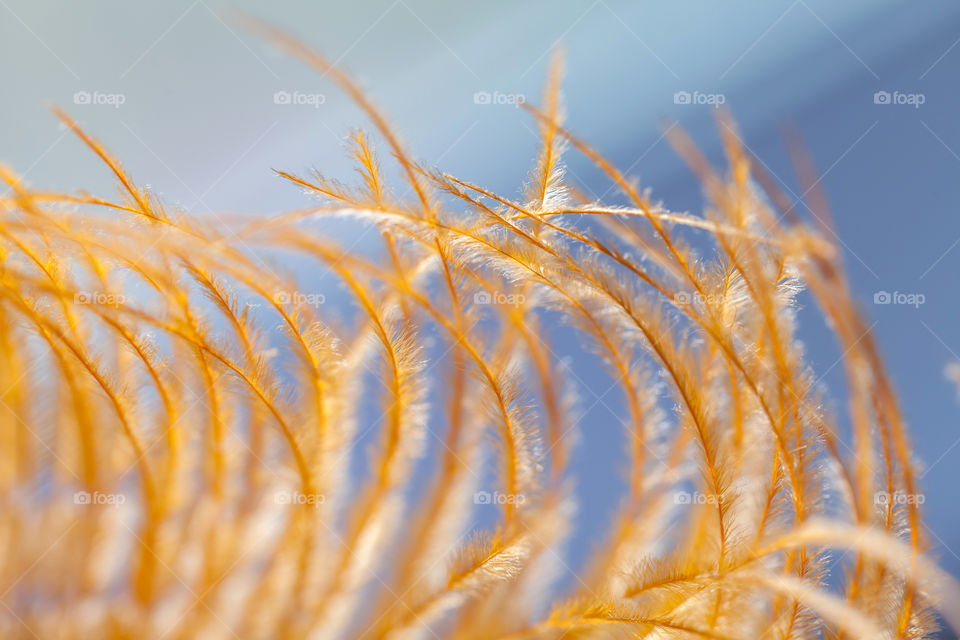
[3,0,960,620]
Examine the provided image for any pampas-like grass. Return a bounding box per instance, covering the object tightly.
[0,22,955,640]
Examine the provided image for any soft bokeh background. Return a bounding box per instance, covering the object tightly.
[3,0,960,630]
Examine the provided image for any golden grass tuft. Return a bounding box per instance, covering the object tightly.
[0,22,956,640]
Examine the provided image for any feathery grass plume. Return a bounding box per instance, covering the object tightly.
[0,20,956,639]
